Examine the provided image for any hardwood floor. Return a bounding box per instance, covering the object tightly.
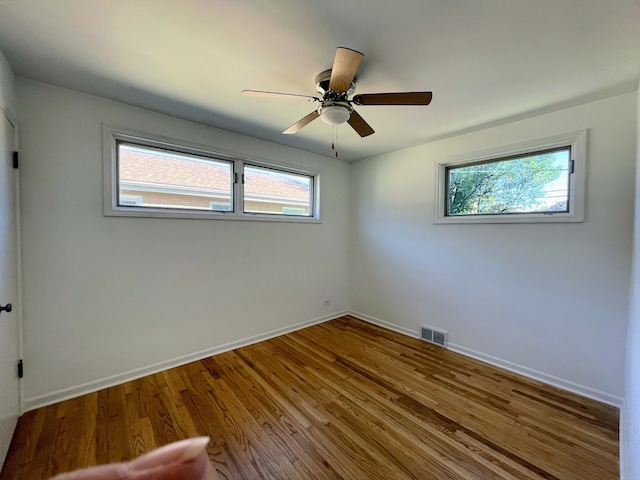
[0,316,619,479]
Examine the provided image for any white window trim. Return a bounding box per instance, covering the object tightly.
[434,129,588,224]
[103,125,321,223]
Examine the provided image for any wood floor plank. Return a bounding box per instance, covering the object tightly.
[0,316,619,479]
[284,335,546,479]
[179,381,246,479]
[276,335,525,479]
[211,353,342,480]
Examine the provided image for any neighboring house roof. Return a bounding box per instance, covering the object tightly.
[119,145,310,201]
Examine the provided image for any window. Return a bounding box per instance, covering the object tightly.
[435,130,587,223]
[447,147,571,216]
[117,143,233,212]
[103,126,319,222]
[243,165,313,217]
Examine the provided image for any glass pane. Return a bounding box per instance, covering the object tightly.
[243,165,312,216]
[446,147,571,216]
[118,143,233,212]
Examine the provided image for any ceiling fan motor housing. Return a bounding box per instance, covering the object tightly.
[315,69,356,99]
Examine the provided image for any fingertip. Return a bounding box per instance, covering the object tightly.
[131,436,210,470]
[177,436,210,463]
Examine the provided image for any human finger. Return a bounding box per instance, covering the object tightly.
[128,449,208,480]
[129,437,210,470]
[50,437,210,480]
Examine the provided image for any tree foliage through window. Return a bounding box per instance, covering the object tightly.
[446,149,569,216]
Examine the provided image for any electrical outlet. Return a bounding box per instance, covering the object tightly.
[323,300,331,307]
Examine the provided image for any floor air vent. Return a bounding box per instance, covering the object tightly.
[420,325,448,348]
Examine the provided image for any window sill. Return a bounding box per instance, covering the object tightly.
[434,211,583,224]
[104,206,321,223]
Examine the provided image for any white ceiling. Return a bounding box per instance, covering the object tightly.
[0,0,639,161]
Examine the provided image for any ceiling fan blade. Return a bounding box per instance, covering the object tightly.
[283,110,320,134]
[348,110,375,137]
[329,47,364,93]
[352,92,433,106]
[242,90,318,102]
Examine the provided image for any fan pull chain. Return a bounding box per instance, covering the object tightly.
[331,123,339,158]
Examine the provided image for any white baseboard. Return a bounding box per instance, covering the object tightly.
[23,311,347,412]
[349,310,622,407]
[348,310,421,339]
[447,343,622,407]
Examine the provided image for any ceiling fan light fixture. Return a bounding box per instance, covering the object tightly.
[319,103,351,125]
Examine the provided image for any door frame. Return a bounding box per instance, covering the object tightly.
[2,104,24,414]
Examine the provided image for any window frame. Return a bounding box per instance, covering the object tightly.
[434,130,588,224]
[103,125,321,222]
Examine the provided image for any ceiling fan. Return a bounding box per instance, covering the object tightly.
[242,47,433,138]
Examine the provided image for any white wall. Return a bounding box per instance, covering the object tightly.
[621,87,640,479]
[350,93,637,404]
[17,78,350,409]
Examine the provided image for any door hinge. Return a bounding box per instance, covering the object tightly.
[17,359,23,379]
[12,151,18,169]
[570,159,575,174]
